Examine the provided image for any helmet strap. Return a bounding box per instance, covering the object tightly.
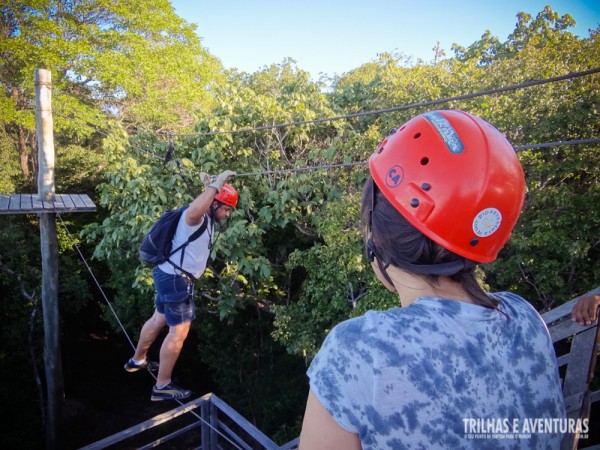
[209,201,223,219]
[368,178,475,279]
[367,180,397,291]
[401,259,475,276]
[367,238,397,290]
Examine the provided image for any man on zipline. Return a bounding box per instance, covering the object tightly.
[124,170,237,401]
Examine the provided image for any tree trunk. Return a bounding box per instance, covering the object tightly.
[17,126,30,178]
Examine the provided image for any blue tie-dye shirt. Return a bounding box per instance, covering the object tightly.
[308,292,566,449]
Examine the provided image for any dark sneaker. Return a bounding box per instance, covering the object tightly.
[151,383,192,401]
[124,358,159,373]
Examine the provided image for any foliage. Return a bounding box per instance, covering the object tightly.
[0,133,22,192]
[84,13,599,437]
[0,215,60,448]
[1,3,599,444]
[0,0,222,182]
[194,306,307,444]
[454,9,600,310]
[273,195,395,358]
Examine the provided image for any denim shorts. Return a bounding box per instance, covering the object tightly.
[153,267,196,326]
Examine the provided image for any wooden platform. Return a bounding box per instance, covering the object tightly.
[0,193,96,214]
[542,287,600,450]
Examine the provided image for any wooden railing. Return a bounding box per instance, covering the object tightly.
[80,288,600,450]
[542,287,600,450]
[79,392,299,450]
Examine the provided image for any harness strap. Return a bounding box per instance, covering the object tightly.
[166,214,210,282]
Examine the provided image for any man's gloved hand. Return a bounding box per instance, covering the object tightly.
[208,169,236,192]
[199,172,212,187]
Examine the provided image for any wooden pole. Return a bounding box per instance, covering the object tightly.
[36,70,55,202]
[35,68,63,450]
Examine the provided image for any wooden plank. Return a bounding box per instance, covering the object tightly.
[549,319,592,343]
[42,197,55,211]
[51,194,66,210]
[0,193,96,214]
[20,194,33,212]
[556,354,569,368]
[59,194,75,210]
[0,194,9,210]
[545,289,600,450]
[279,438,300,450]
[543,288,600,343]
[542,298,579,324]
[8,194,21,211]
[79,397,204,450]
[200,395,209,449]
[79,194,96,209]
[209,401,218,450]
[71,194,87,209]
[543,288,600,324]
[217,422,254,450]
[137,422,200,450]
[32,195,44,211]
[210,395,278,449]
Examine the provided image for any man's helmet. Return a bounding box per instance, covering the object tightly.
[214,183,238,207]
[368,110,525,263]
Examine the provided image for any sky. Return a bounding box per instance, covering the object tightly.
[169,1,600,78]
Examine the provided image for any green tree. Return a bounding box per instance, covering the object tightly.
[0,0,221,183]
[4,3,595,444]
[448,7,599,308]
[272,7,599,357]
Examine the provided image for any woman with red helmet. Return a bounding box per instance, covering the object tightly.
[299,111,566,449]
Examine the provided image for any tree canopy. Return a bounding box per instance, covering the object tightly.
[0,3,598,446]
[1,0,221,180]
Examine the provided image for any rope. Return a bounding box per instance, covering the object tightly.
[150,67,600,137]
[56,213,137,351]
[56,214,244,450]
[131,136,600,179]
[514,137,600,150]
[232,137,600,177]
[235,161,366,177]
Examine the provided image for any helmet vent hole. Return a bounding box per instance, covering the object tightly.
[470,238,479,246]
[414,132,422,139]
[420,157,429,166]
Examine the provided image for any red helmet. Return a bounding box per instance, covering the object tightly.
[214,183,238,207]
[369,110,525,263]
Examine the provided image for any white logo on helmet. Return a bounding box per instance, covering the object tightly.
[423,111,464,154]
[473,208,502,237]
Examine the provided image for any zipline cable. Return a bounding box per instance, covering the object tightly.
[150,67,600,137]
[56,214,244,450]
[515,137,600,150]
[131,136,600,179]
[234,138,600,177]
[234,161,366,177]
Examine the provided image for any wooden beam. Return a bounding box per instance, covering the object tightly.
[36,69,55,202]
[79,397,205,450]
[35,68,63,450]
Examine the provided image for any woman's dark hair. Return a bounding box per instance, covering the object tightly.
[361,177,499,309]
